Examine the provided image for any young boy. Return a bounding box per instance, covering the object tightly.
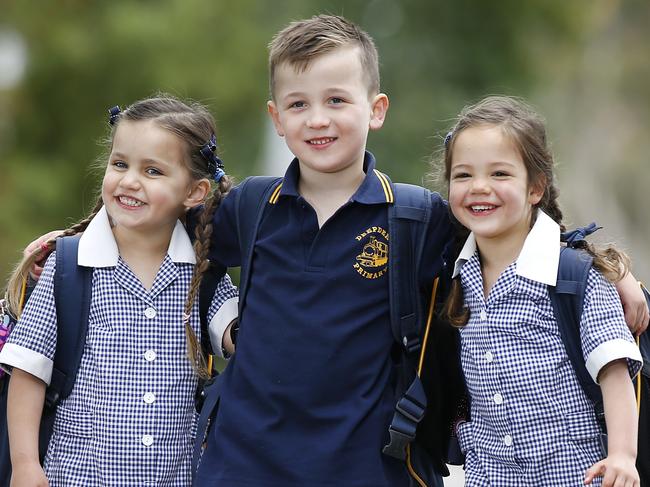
[196,15,456,487]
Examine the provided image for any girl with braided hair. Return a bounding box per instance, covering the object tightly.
[0,95,237,486]
[440,95,642,486]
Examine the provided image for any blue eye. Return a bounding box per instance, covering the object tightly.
[146,167,163,176]
[329,97,344,104]
[112,160,127,169]
[290,101,305,109]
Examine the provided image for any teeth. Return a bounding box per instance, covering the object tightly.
[309,138,334,145]
[119,196,144,207]
[471,205,494,212]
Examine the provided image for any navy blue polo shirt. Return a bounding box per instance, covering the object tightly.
[197,152,452,487]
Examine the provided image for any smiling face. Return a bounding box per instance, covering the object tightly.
[267,46,388,178]
[102,120,206,239]
[448,124,543,248]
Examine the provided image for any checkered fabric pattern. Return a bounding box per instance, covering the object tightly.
[456,253,641,486]
[2,251,237,486]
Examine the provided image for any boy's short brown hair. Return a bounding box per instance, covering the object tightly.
[268,14,380,98]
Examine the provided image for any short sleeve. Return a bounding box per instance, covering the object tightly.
[0,252,58,384]
[580,268,643,383]
[206,273,239,358]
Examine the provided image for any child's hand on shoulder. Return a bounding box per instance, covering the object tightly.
[584,453,640,486]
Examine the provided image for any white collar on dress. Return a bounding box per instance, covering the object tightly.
[452,210,560,286]
[77,206,196,267]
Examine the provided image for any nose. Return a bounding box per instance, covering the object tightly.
[118,168,142,190]
[469,176,490,194]
[306,107,330,129]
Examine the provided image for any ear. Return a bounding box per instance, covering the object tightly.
[528,175,545,206]
[267,100,285,137]
[184,178,211,209]
[369,93,389,131]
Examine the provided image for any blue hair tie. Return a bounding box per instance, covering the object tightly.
[108,106,121,126]
[200,134,226,182]
[444,131,453,148]
[561,222,602,248]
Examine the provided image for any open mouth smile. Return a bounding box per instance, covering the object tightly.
[307,137,337,146]
[117,195,145,208]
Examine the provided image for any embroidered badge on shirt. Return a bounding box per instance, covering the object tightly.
[354,226,389,279]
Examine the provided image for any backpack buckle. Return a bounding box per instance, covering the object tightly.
[382,427,411,460]
[402,334,421,354]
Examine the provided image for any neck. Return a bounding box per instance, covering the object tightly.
[297,158,366,227]
[111,223,174,262]
[477,235,525,273]
[475,224,529,297]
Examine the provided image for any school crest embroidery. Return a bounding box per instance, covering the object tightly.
[354,226,389,279]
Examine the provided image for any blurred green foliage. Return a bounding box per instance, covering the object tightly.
[1,0,648,282]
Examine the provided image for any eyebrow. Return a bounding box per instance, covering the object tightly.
[110,152,171,167]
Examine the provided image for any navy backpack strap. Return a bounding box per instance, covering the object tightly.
[192,176,280,480]
[235,176,283,315]
[198,262,228,356]
[548,246,608,453]
[383,181,432,461]
[48,234,92,406]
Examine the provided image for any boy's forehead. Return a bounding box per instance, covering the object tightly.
[272,46,369,95]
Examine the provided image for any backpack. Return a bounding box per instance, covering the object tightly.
[192,175,464,486]
[548,227,650,485]
[0,234,225,486]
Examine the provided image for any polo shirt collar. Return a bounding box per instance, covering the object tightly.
[452,210,560,286]
[275,151,394,205]
[77,206,196,267]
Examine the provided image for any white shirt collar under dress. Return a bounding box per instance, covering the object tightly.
[78,206,196,267]
[452,210,561,286]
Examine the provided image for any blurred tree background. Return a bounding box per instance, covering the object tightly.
[1,0,649,283]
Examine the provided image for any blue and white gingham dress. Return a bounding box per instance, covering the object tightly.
[0,210,238,486]
[455,249,642,486]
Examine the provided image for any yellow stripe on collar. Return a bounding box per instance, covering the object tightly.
[373,169,394,203]
[269,182,283,204]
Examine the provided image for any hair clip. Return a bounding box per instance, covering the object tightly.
[444,131,453,148]
[108,106,121,126]
[560,222,602,248]
[200,134,226,182]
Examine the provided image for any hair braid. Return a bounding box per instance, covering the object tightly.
[183,176,232,379]
[5,196,104,316]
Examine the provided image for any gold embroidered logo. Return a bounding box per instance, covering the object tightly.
[354,226,389,279]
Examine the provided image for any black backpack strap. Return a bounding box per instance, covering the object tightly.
[235,176,283,315]
[48,234,92,406]
[548,245,608,454]
[383,181,432,461]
